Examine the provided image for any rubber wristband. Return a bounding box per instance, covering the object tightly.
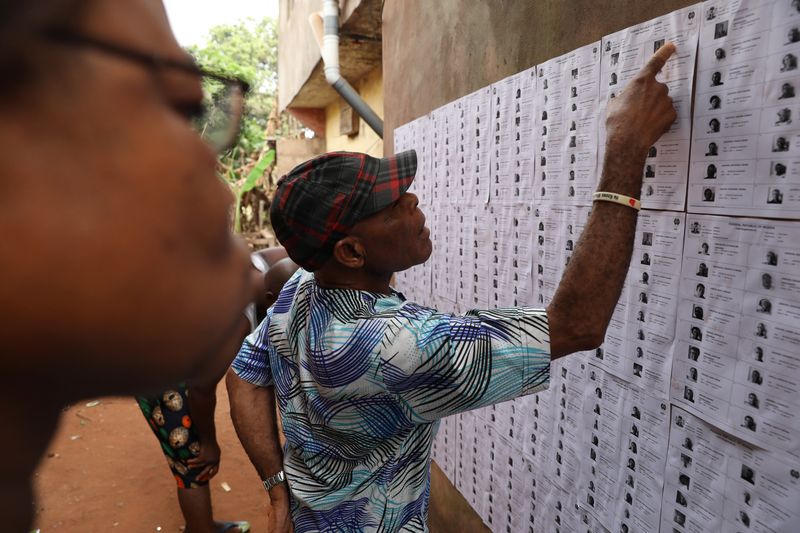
[592,191,641,211]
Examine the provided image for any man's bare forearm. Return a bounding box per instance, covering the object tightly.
[225,370,288,502]
[188,317,251,443]
[547,43,678,359]
[547,143,645,358]
[187,382,218,443]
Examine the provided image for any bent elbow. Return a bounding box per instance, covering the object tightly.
[225,368,241,395]
[547,304,608,358]
[570,325,607,353]
[587,321,611,350]
[575,331,605,352]
[587,335,605,351]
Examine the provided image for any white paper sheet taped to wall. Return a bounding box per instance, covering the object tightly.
[392,1,800,531]
[689,0,800,217]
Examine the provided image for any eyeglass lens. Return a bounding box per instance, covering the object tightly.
[193,79,245,153]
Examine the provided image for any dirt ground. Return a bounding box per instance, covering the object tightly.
[32,383,270,532]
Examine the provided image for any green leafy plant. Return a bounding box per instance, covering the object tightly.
[187,17,304,237]
[188,17,279,153]
[228,148,275,233]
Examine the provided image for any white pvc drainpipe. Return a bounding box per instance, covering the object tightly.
[310,0,384,138]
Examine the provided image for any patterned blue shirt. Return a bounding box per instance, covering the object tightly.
[232,270,550,532]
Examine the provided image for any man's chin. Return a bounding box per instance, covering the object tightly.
[409,246,433,270]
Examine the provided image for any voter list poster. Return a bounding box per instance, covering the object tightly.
[689,0,800,218]
[393,3,800,532]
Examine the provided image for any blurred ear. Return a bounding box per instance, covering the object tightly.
[332,236,365,269]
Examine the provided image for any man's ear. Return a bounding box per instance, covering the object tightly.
[332,236,365,269]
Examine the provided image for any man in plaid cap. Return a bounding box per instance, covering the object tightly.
[228,44,677,532]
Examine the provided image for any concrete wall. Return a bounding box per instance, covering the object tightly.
[381,2,695,531]
[383,0,696,154]
[323,65,384,156]
[275,137,326,179]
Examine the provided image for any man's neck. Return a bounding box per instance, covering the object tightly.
[313,264,393,295]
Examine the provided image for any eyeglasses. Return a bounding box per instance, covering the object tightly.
[43,28,251,153]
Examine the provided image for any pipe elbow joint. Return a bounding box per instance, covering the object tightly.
[324,68,341,86]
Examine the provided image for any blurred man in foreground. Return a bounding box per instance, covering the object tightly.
[0,1,254,529]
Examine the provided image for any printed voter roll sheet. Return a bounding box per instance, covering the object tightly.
[488,204,513,308]
[531,205,591,307]
[394,113,433,218]
[453,96,468,205]
[393,115,432,303]
[490,74,514,205]
[509,457,537,533]
[412,113,433,209]
[429,106,449,208]
[436,205,459,311]
[436,415,456,482]
[578,366,671,533]
[454,205,472,312]
[689,0,800,218]
[453,412,471,496]
[477,426,503,529]
[578,507,611,533]
[393,120,412,156]
[493,397,526,447]
[541,354,591,494]
[453,94,479,208]
[522,371,559,469]
[428,207,448,308]
[464,87,492,205]
[538,476,581,533]
[672,214,800,455]
[468,204,491,310]
[599,3,701,211]
[514,67,537,205]
[445,205,461,309]
[446,100,462,203]
[509,203,535,307]
[391,121,413,297]
[491,434,526,532]
[592,211,686,399]
[662,407,800,533]
[534,41,601,207]
[490,67,537,206]
[446,206,462,309]
[455,410,487,517]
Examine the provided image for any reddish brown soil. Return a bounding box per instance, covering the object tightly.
[32,383,269,532]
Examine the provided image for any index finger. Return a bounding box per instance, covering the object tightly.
[642,42,677,77]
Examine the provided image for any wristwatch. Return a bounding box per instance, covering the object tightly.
[262,470,286,492]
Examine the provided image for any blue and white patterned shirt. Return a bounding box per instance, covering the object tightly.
[232,270,550,532]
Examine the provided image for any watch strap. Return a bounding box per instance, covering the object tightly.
[262,470,286,492]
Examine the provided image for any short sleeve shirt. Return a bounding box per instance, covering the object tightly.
[232,270,550,532]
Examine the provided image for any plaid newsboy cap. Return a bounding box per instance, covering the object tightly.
[270,150,418,271]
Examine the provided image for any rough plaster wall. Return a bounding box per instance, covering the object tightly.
[381,2,696,531]
[383,0,696,155]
